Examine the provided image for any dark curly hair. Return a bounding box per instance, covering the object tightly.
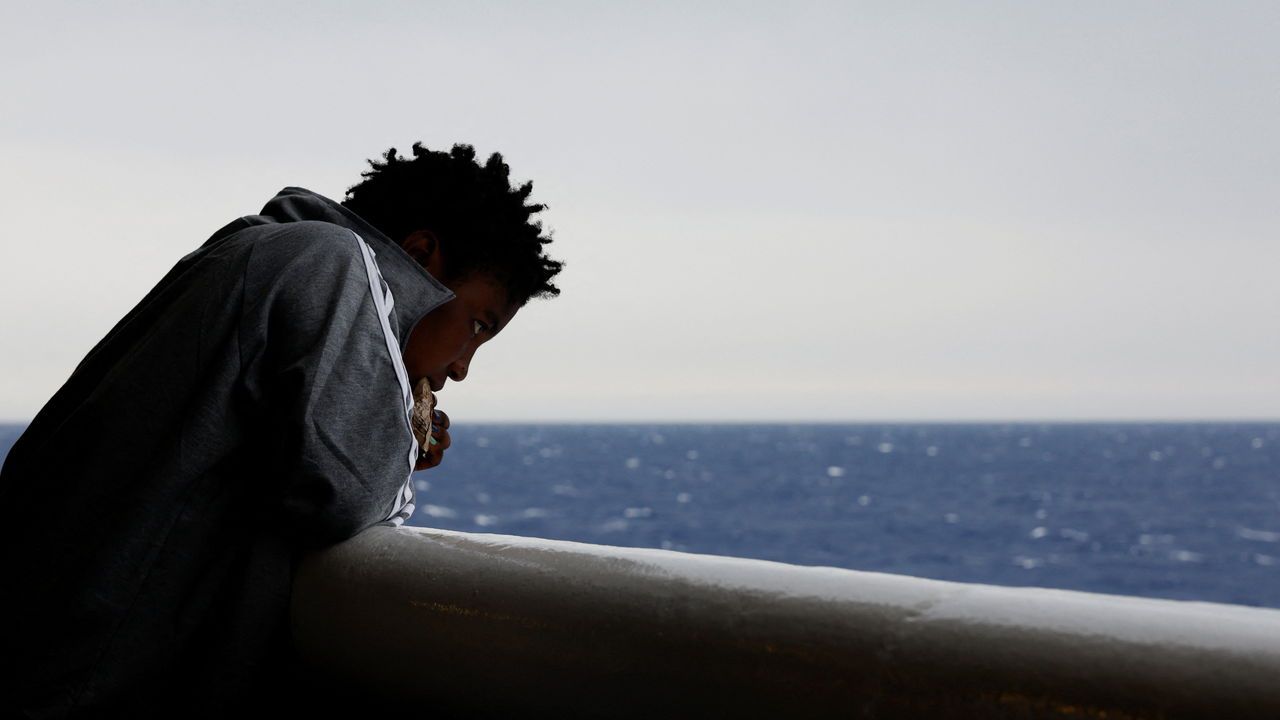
[342,142,562,306]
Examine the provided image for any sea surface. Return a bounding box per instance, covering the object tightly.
[2,422,1277,608]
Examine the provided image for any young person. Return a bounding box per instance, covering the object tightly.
[0,142,563,716]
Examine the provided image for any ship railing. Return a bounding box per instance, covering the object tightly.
[291,525,1280,719]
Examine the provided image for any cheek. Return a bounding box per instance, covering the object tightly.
[404,314,473,371]
[401,332,433,375]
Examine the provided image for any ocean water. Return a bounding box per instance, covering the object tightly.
[3,422,1277,608]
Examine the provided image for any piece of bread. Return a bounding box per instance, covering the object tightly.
[410,378,436,451]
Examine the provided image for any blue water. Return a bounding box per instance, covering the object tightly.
[3,422,1277,608]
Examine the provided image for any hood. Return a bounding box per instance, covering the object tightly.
[209,187,456,346]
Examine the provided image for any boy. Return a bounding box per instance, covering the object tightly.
[0,142,562,716]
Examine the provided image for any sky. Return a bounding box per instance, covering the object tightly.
[1,1,1277,422]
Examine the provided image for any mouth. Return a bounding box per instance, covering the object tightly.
[428,376,444,393]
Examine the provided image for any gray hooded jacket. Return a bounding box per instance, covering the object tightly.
[0,188,454,716]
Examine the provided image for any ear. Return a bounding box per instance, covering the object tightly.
[402,229,447,281]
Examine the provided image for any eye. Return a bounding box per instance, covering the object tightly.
[472,319,487,336]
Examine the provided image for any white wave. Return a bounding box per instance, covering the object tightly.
[1060,528,1090,542]
[1237,527,1280,543]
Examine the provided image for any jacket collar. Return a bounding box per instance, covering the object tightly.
[260,187,456,349]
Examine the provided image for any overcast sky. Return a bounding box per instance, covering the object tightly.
[1,1,1276,422]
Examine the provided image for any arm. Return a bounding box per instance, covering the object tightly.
[243,223,417,549]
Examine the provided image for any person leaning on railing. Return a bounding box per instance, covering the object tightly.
[0,142,563,717]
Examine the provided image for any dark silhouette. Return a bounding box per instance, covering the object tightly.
[0,143,562,717]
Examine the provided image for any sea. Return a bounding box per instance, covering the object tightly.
[2,422,1277,609]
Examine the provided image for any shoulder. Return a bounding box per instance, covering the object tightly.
[240,221,377,290]
[248,221,365,265]
[237,222,383,325]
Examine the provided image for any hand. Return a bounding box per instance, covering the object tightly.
[414,408,451,471]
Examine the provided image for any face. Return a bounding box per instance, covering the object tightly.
[400,231,520,395]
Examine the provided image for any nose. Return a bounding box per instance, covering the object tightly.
[448,361,468,383]
[447,350,471,383]
[447,339,479,383]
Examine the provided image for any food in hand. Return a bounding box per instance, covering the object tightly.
[410,378,436,451]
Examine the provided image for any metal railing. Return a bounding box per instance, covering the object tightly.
[291,525,1280,718]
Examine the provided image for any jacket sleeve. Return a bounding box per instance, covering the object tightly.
[241,223,417,549]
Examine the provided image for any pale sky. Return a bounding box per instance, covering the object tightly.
[2,1,1277,422]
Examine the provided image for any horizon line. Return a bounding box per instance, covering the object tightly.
[7,417,1280,426]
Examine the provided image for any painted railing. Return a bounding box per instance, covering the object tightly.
[290,525,1280,718]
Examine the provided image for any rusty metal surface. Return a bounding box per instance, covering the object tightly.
[291,526,1280,718]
